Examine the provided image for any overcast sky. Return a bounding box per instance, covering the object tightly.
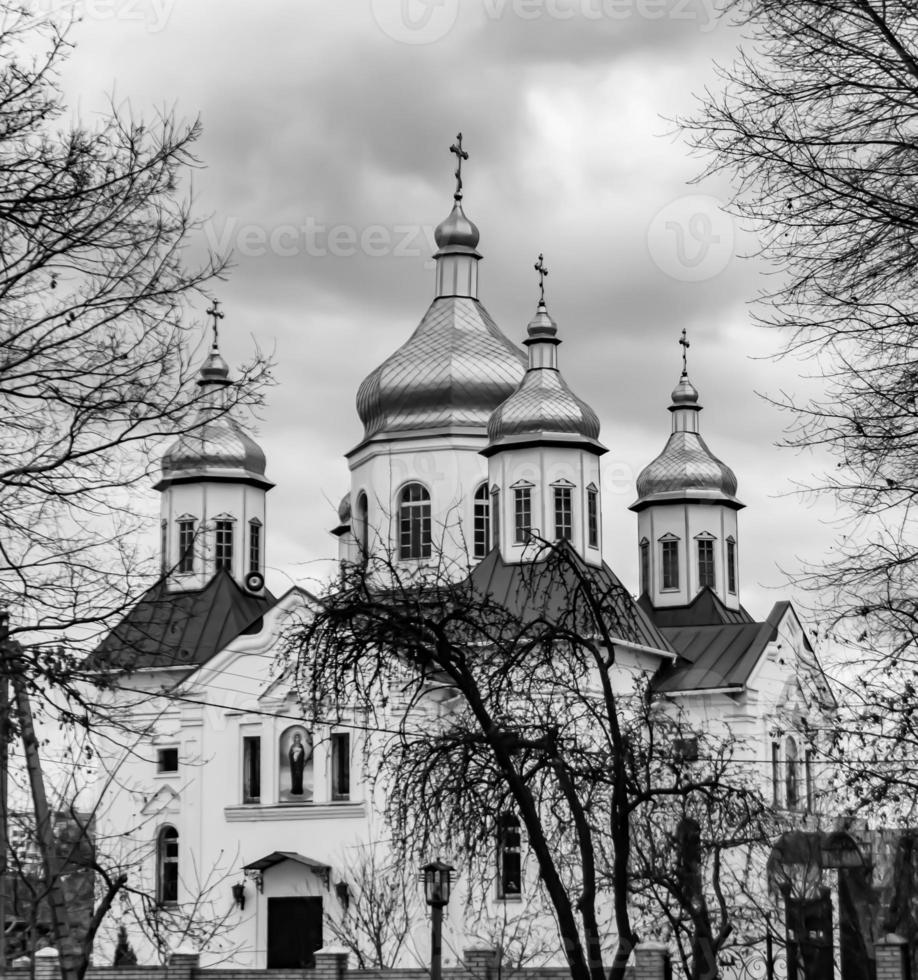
[55,0,842,622]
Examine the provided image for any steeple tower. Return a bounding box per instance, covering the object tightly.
[483,256,606,566]
[155,302,273,594]
[343,136,525,571]
[630,332,743,610]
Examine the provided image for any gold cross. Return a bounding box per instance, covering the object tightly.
[534,253,549,305]
[206,299,225,349]
[449,133,468,201]
[679,328,690,376]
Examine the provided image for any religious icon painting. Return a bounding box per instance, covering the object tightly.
[278,725,313,802]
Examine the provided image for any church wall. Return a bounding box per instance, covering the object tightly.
[347,435,491,570]
[636,501,738,606]
[488,446,602,565]
[160,482,267,590]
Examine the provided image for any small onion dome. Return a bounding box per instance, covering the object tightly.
[484,302,605,455]
[197,348,232,386]
[630,375,742,511]
[671,375,699,404]
[434,200,480,252]
[353,298,525,445]
[155,349,273,492]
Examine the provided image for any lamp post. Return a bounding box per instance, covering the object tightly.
[421,859,454,980]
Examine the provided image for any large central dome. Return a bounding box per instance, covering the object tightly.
[355,296,526,443]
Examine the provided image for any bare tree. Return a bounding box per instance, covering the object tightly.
[286,541,775,980]
[686,0,918,654]
[323,844,420,969]
[0,2,270,669]
[685,0,918,815]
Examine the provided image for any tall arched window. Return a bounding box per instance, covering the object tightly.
[786,736,800,810]
[356,492,369,556]
[157,826,179,905]
[473,483,490,559]
[640,538,650,594]
[399,483,431,560]
[497,812,521,898]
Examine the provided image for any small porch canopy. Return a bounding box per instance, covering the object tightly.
[242,851,331,889]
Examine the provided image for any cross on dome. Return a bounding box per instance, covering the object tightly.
[534,253,549,307]
[449,133,468,201]
[207,298,225,350]
[679,328,690,378]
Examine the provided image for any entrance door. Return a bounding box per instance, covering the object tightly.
[267,896,323,968]
[787,890,834,980]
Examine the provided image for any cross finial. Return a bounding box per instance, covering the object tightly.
[534,253,549,306]
[449,133,469,201]
[679,328,690,377]
[206,299,225,349]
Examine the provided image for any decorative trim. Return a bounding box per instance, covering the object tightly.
[224,802,366,822]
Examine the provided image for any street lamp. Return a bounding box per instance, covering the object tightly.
[421,859,454,980]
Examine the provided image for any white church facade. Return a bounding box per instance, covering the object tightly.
[89,144,835,970]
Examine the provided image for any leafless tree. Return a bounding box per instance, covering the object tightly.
[686,0,918,816]
[285,541,775,980]
[0,1,270,672]
[686,0,918,655]
[323,844,420,969]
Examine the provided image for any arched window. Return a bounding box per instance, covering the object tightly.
[473,483,490,559]
[356,492,369,556]
[786,736,800,810]
[160,520,168,574]
[497,812,521,898]
[398,484,431,560]
[157,826,179,905]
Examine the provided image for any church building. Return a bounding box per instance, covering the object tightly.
[90,140,833,970]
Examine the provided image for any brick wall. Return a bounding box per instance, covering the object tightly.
[0,947,640,980]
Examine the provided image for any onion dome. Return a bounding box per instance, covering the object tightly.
[434,200,480,252]
[355,299,525,443]
[352,136,525,449]
[155,316,272,491]
[631,370,742,511]
[484,297,605,456]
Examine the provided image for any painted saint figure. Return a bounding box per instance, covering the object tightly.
[288,733,307,795]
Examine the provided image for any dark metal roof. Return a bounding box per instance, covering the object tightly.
[242,851,330,874]
[652,621,774,693]
[89,571,276,672]
[638,587,755,629]
[468,547,673,655]
[652,600,811,694]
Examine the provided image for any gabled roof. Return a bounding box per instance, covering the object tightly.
[652,600,815,695]
[89,571,277,672]
[469,547,673,655]
[637,587,754,628]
